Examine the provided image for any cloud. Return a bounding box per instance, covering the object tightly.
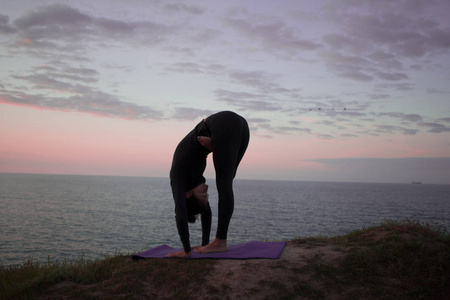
[228,70,286,93]
[223,17,322,54]
[246,116,313,137]
[247,117,271,123]
[14,4,90,29]
[289,97,371,118]
[165,62,227,75]
[162,3,205,15]
[0,14,16,34]
[419,122,450,133]
[0,47,164,121]
[10,4,173,52]
[322,51,374,82]
[274,126,312,135]
[316,133,334,140]
[328,3,450,58]
[375,82,414,91]
[171,107,215,120]
[371,111,450,135]
[375,125,418,135]
[321,108,367,118]
[214,89,282,112]
[12,70,96,94]
[370,111,443,136]
[368,93,390,100]
[31,65,100,84]
[252,121,312,136]
[1,58,161,120]
[427,87,450,94]
[368,51,403,70]
[0,91,162,120]
[322,33,352,50]
[165,61,295,95]
[378,112,423,123]
[320,0,450,83]
[14,73,76,92]
[376,72,408,81]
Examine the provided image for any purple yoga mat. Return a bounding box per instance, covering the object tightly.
[132,241,286,260]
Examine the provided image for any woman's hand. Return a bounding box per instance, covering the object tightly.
[166,251,191,258]
[197,136,213,151]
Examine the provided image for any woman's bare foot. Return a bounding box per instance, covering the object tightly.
[194,238,227,253]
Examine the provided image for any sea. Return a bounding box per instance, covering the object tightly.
[1,173,449,267]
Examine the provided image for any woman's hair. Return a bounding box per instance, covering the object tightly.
[186,195,207,223]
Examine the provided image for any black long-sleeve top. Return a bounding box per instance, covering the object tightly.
[170,111,249,253]
[169,119,212,252]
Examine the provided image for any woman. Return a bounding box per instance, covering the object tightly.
[168,111,250,258]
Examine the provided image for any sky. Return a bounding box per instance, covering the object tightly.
[1,0,450,184]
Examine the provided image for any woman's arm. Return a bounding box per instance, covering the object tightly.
[172,180,192,254]
[197,136,213,151]
[201,202,212,246]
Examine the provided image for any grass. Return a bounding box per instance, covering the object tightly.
[293,218,450,299]
[1,218,449,299]
[1,253,215,299]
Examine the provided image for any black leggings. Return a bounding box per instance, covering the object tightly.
[205,112,250,240]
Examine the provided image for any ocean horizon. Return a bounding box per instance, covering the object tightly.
[1,173,449,267]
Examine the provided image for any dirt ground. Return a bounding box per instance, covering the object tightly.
[186,241,349,299]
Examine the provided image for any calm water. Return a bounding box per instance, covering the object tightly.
[1,173,449,267]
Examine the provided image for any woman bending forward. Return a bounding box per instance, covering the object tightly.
[168,111,250,258]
